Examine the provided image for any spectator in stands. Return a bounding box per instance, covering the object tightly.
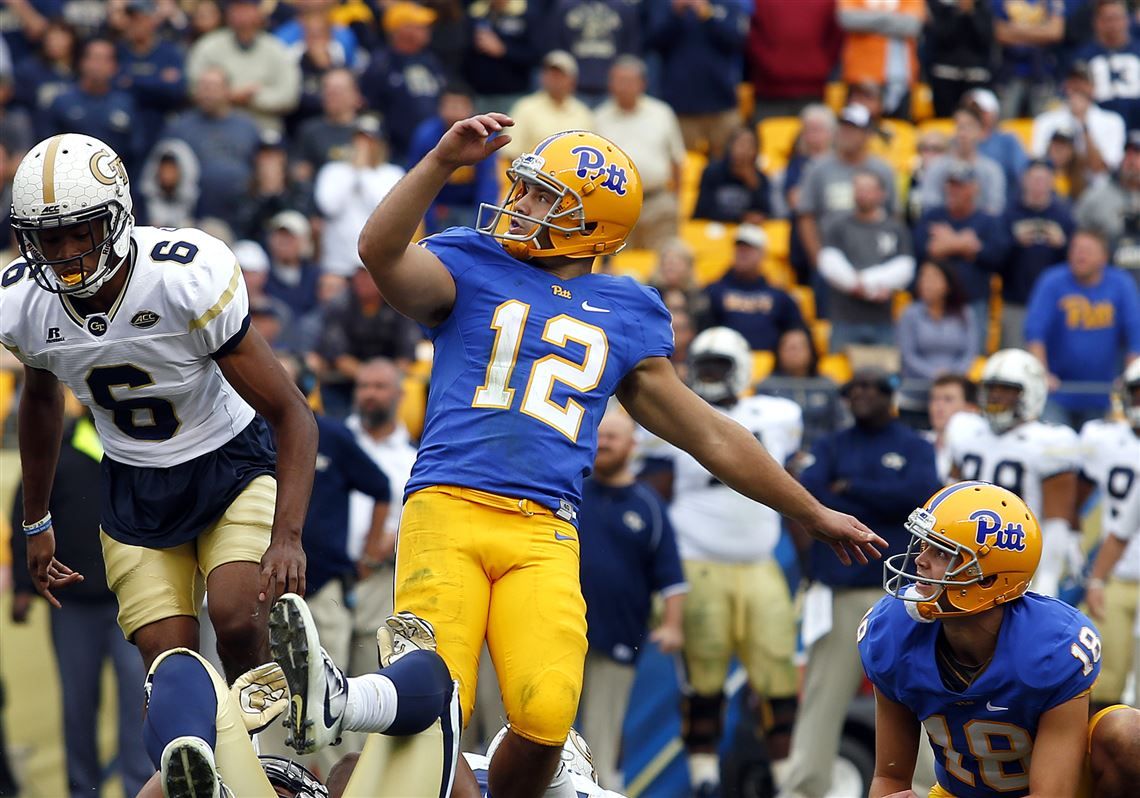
[9,413,153,798]
[914,161,1009,352]
[44,37,141,169]
[162,66,261,223]
[264,210,321,320]
[315,267,423,418]
[1002,158,1075,347]
[344,358,419,676]
[919,104,1006,216]
[836,0,926,118]
[502,50,594,159]
[646,0,748,157]
[1046,123,1094,200]
[898,260,979,385]
[463,0,540,111]
[274,0,360,69]
[115,0,186,159]
[967,88,1028,197]
[281,5,357,135]
[818,169,916,349]
[924,0,994,118]
[291,67,360,185]
[783,367,940,798]
[138,139,200,229]
[703,224,808,350]
[186,0,301,133]
[189,0,225,43]
[1076,130,1140,285]
[595,56,685,249]
[669,307,697,382]
[237,129,312,242]
[1032,61,1124,178]
[749,0,842,119]
[993,0,1066,118]
[1026,228,1140,429]
[407,83,499,234]
[757,327,848,454]
[785,104,837,284]
[314,114,405,277]
[579,409,686,790]
[1,0,57,64]
[649,238,702,311]
[1074,0,1140,132]
[693,126,771,225]
[796,104,896,286]
[552,0,640,105]
[906,129,950,225]
[359,3,445,163]
[924,373,978,482]
[233,238,288,325]
[12,19,75,137]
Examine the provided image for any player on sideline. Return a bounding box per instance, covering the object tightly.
[858,481,1140,798]
[354,112,885,798]
[0,133,318,681]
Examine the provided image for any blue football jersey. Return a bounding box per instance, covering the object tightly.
[858,593,1100,798]
[404,228,674,519]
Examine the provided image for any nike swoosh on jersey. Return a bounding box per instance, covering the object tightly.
[554,531,575,541]
[985,701,1009,712]
[580,300,609,313]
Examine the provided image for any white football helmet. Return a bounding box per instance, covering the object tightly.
[689,326,752,403]
[1121,358,1140,430]
[11,133,134,297]
[486,725,598,784]
[979,349,1047,433]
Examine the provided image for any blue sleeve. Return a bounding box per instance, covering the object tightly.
[705,1,749,49]
[645,1,684,48]
[1024,270,1059,344]
[419,227,484,283]
[912,215,931,263]
[976,215,1010,271]
[649,494,686,593]
[333,424,392,502]
[405,120,438,170]
[846,435,941,518]
[990,0,1010,21]
[631,284,675,362]
[1115,271,1140,354]
[474,157,500,209]
[857,597,903,702]
[799,436,867,517]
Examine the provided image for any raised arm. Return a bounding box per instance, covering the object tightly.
[616,356,887,565]
[356,113,514,327]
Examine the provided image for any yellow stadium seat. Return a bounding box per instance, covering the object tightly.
[879,120,917,176]
[825,81,847,113]
[811,319,831,356]
[758,117,801,174]
[998,118,1034,153]
[0,369,15,445]
[682,220,737,285]
[737,82,755,126]
[680,150,708,220]
[892,290,913,323]
[610,247,657,282]
[819,352,853,384]
[968,356,987,382]
[911,82,935,123]
[762,258,796,289]
[791,285,816,324]
[762,218,791,262]
[918,118,956,140]
[751,350,775,384]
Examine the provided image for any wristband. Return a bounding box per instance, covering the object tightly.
[1087,578,1107,590]
[22,513,52,537]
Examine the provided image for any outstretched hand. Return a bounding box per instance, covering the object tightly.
[807,508,888,566]
[27,528,83,608]
[432,113,514,170]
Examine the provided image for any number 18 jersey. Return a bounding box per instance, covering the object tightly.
[405,228,674,518]
[0,225,254,468]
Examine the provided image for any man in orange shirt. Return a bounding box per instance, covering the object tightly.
[837,0,926,119]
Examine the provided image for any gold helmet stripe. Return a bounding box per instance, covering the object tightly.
[42,135,64,204]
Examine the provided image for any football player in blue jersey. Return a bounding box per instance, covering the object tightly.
[858,481,1140,798]
[352,112,887,798]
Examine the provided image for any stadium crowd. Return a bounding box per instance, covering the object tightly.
[0,0,1139,797]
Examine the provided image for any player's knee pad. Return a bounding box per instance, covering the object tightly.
[682,693,724,751]
[143,650,219,767]
[502,670,581,747]
[1089,705,1140,798]
[756,695,798,740]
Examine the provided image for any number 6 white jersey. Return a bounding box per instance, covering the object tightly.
[0,225,255,468]
[1079,419,1140,581]
[944,411,1080,519]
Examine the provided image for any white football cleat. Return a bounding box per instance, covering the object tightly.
[269,593,348,754]
[160,736,232,798]
[376,611,438,668]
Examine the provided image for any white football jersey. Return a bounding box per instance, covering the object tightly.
[945,411,1080,520]
[462,754,625,798]
[654,395,803,562]
[1080,419,1140,581]
[0,226,255,468]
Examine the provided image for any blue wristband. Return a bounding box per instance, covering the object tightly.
[22,513,52,537]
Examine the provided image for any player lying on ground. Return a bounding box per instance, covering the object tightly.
[859,481,1140,798]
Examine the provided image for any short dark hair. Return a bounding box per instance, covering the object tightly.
[932,373,977,405]
[954,103,985,126]
[1073,226,1111,253]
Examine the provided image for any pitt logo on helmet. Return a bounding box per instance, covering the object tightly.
[572,146,628,196]
[971,509,1027,552]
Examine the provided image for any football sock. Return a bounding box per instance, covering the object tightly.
[343,649,452,735]
[689,752,720,787]
[143,653,218,768]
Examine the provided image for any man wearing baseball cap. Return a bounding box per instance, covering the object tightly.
[966,88,1029,194]
[500,50,594,159]
[1031,60,1125,177]
[1075,129,1140,281]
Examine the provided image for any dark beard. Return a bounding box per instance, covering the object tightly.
[360,406,394,429]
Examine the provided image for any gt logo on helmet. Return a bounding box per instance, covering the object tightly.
[572,146,628,196]
[90,150,128,187]
[971,509,1027,552]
